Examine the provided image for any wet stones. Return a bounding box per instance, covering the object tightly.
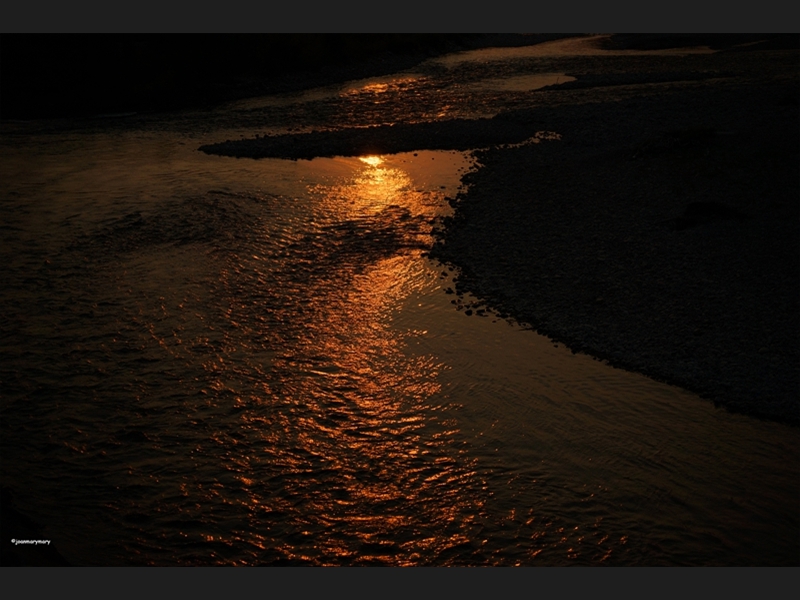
[199,113,544,161]
[430,78,799,425]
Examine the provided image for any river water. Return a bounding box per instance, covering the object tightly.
[1,36,798,566]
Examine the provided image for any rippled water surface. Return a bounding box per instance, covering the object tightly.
[1,37,798,565]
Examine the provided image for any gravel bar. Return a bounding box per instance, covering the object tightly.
[432,81,799,426]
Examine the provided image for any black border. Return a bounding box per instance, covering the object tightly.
[3,567,800,593]
[1,2,799,32]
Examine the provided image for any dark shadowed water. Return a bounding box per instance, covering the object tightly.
[1,36,797,565]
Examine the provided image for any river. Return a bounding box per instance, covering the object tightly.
[1,36,797,566]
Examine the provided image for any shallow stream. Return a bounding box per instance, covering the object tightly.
[1,36,797,565]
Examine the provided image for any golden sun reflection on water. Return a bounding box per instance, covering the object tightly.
[358,155,384,167]
[207,152,485,564]
[338,155,422,213]
[344,76,422,97]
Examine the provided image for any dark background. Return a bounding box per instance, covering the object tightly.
[0,34,485,119]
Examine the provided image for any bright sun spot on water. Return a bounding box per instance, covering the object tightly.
[359,155,384,167]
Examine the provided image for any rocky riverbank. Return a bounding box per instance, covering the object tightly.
[431,81,799,426]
